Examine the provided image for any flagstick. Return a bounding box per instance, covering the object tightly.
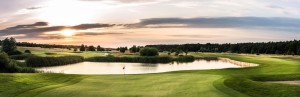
[123,66,126,80]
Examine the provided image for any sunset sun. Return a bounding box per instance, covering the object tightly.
[61,30,75,37]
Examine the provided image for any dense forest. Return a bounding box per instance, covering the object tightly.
[0,40,78,49]
[146,40,300,55]
[1,38,300,55]
[0,39,106,51]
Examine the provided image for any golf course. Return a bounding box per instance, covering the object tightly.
[1,46,300,97]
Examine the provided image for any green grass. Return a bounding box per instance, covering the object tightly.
[2,50,300,96]
[18,47,106,58]
[15,74,235,97]
[0,74,85,97]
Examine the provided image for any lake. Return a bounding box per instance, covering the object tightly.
[37,59,257,75]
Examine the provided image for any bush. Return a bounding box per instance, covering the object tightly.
[139,47,159,56]
[26,56,84,67]
[173,56,195,62]
[10,54,35,60]
[0,52,36,73]
[7,50,22,55]
[24,50,31,54]
[0,52,10,68]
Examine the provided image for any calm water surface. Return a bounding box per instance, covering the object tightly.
[37,60,247,74]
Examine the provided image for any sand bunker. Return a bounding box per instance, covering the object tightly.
[269,81,300,85]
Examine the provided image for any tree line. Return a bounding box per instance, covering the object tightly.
[146,40,300,55]
[0,38,108,52]
[77,44,106,52]
[117,45,144,53]
[0,40,78,49]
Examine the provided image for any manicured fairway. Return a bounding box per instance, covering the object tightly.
[32,74,233,97]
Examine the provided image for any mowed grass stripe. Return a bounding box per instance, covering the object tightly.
[16,76,87,97]
[34,74,230,97]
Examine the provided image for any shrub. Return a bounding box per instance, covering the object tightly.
[26,56,84,67]
[24,50,31,54]
[0,52,36,73]
[0,52,9,68]
[9,54,35,60]
[139,47,159,56]
[173,56,195,62]
[7,50,22,55]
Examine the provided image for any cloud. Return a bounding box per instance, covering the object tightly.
[74,32,124,36]
[81,0,167,5]
[169,35,222,38]
[26,6,43,10]
[72,24,115,30]
[0,22,116,38]
[127,17,300,30]
[2,17,300,39]
[266,5,285,9]
[5,22,48,30]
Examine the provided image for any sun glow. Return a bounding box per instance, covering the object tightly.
[61,30,75,37]
[36,0,108,26]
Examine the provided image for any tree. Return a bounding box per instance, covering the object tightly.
[119,47,126,53]
[87,46,96,51]
[84,45,88,51]
[139,47,159,56]
[130,45,138,53]
[175,50,183,56]
[97,45,104,51]
[1,37,21,55]
[73,47,78,52]
[184,50,189,55]
[80,44,85,51]
[0,52,9,69]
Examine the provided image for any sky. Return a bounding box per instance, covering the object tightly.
[0,0,300,47]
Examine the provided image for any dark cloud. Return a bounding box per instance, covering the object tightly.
[74,32,124,36]
[169,35,222,38]
[2,17,300,39]
[38,34,67,39]
[72,24,114,30]
[128,17,300,29]
[26,6,43,10]
[0,22,116,38]
[5,22,48,30]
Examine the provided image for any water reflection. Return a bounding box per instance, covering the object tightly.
[37,59,256,75]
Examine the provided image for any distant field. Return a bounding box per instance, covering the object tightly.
[18,47,106,58]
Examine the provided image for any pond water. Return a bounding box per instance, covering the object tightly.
[37,59,257,75]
